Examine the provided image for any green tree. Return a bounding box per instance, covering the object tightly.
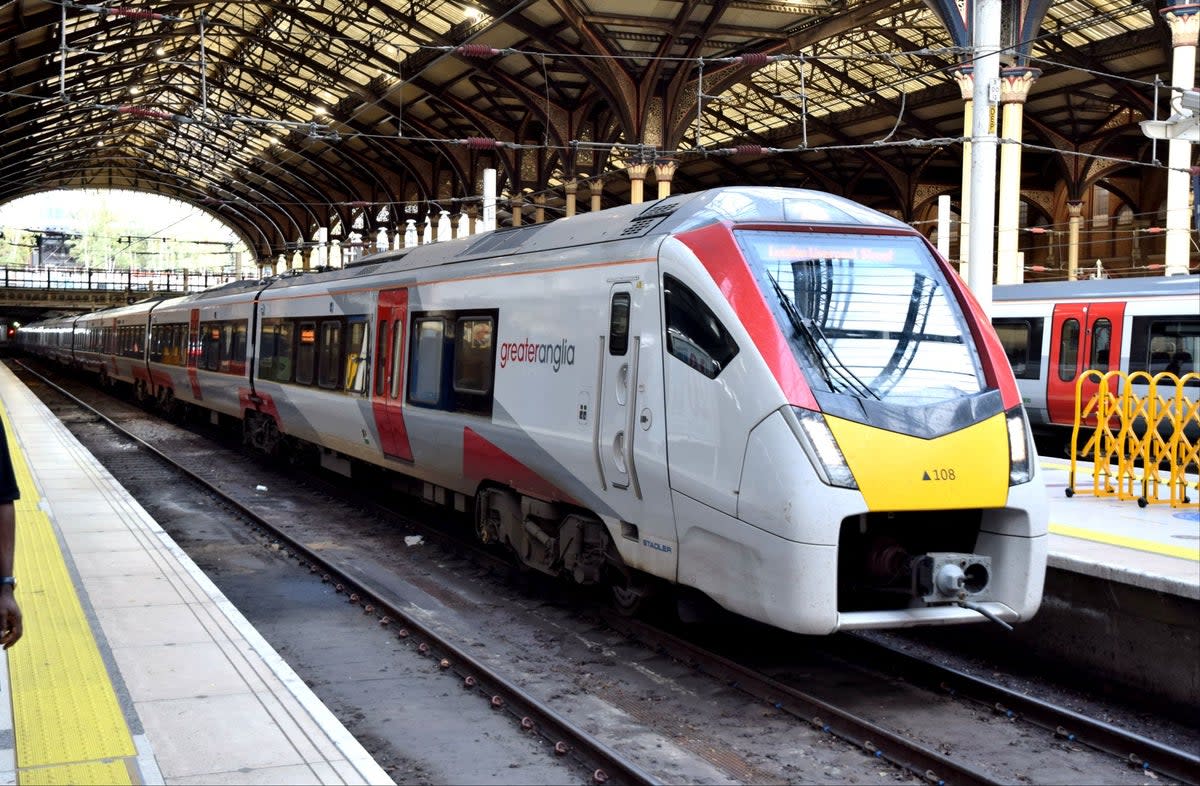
[0,230,35,268]
[66,199,134,270]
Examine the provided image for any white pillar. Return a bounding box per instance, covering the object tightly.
[996,67,1039,285]
[1160,5,1198,276]
[967,0,1000,315]
[481,168,497,232]
[955,68,974,278]
[315,226,329,268]
[1067,200,1083,281]
[627,162,649,205]
[376,228,388,251]
[456,212,470,238]
[422,216,432,244]
[404,219,418,248]
[437,210,451,241]
[937,193,952,261]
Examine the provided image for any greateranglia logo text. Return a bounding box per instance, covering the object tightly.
[499,338,576,372]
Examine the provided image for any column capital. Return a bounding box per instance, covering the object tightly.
[999,67,1041,104]
[653,158,677,182]
[953,66,974,101]
[1161,4,1200,48]
[1067,200,1084,217]
[626,162,651,180]
[563,179,578,196]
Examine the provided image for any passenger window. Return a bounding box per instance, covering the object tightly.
[454,317,493,394]
[318,320,343,389]
[295,322,316,385]
[663,275,738,379]
[233,322,247,364]
[609,293,630,356]
[344,320,368,393]
[1058,318,1080,382]
[992,318,1043,380]
[273,322,295,381]
[409,318,445,405]
[1089,319,1111,373]
[202,323,221,370]
[1133,317,1199,382]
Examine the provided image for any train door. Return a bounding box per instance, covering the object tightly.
[1046,301,1125,425]
[370,288,413,461]
[594,279,677,577]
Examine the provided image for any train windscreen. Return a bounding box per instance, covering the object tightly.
[736,230,985,407]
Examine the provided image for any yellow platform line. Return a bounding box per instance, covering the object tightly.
[1,404,139,785]
[1049,522,1200,562]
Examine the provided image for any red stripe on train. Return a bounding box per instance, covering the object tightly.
[676,222,818,410]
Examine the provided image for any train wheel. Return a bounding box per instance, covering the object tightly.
[606,561,658,617]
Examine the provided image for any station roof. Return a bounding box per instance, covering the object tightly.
[0,0,1178,257]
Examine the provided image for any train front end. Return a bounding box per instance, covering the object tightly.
[669,189,1048,634]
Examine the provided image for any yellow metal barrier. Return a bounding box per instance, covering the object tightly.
[1068,370,1199,508]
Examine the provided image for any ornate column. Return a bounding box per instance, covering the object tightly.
[1160,4,1198,276]
[654,158,677,200]
[534,194,545,224]
[564,180,578,218]
[627,162,650,204]
[510,195,522,227]
[437,209,451,242]
[996,67,1040,285]
[1067,200,1083,281]
[955,67,974,277]
[589,179,602,212]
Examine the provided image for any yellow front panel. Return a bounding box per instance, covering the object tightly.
[827,413,1009,510]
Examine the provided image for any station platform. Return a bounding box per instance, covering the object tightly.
[1040,457,1199,598]
[0,360,1195,783]
[0,363,393,785]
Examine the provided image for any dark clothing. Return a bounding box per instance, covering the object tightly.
[0,420,19,503]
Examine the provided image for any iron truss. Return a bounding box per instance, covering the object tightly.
[0,0,1178,259]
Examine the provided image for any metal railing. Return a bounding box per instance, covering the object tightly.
[0,266,249,293]
[1069,370,1200,507]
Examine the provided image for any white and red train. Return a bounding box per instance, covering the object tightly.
[990,276,1200,434]
[18,187,1048,634]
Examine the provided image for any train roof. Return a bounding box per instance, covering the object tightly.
[319,186,911,281]
[993,275,1200,303]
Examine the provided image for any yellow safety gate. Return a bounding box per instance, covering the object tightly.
[1068,370,1200,508]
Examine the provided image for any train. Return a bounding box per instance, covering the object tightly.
[16,186,1048,635]
[990,276,1200,442]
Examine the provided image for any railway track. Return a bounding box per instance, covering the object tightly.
[13,360,658,786]
[14,358,1198,786]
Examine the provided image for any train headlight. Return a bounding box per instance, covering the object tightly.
[793,408,858,489]
[1006,405,1034,486]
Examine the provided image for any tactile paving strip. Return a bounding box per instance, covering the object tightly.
[1,404,138,783]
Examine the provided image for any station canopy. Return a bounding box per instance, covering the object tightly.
[0,0,1174,257]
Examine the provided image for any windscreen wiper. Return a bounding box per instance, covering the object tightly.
[766,269,880,400]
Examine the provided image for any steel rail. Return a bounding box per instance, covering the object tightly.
[840,634,1200,785]
[603,613,1001,786]
[15,360,661,786]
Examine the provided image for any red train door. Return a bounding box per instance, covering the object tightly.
[1046,301,1125,426]
[371,289,413,461]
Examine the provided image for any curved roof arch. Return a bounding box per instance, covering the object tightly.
[1,0,1184,260]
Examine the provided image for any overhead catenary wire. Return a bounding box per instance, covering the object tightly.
[7,0,1182,225]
